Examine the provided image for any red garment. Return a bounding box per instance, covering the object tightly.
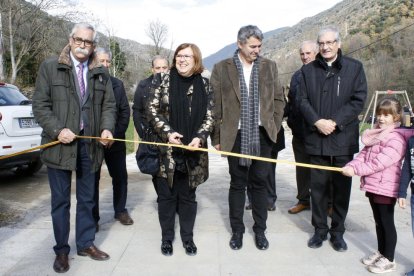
[365,192,396,205]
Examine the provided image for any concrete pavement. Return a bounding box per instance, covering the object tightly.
[0,128,413,275]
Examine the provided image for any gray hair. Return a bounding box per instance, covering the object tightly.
[237,25,264,44]
[317,26,341,44]
[95,47,112,59]
[300,40,319,53]
[70,23,98,43]
[151,55,169,67]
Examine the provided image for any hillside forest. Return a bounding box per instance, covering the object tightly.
[264,0,414,110]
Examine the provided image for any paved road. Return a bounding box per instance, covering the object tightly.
[0,167,49,227]
[0,128,413,275]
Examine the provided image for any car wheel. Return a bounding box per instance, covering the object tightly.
[14,159,43,176]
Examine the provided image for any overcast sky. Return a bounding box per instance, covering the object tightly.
[77,0,343,57]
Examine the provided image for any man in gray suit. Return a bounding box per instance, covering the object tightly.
[211,25,285,251]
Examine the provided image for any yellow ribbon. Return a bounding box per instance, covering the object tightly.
[0,140,60,161]
[0,136,343,172]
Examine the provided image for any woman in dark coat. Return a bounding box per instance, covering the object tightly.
[147,43,214,256]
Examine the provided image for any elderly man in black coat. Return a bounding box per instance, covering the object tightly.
[93,47,133,228]
[300,26,367,252]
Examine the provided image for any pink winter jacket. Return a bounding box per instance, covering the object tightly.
[346,124,406,198]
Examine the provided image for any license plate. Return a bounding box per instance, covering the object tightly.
[19,118,39,128]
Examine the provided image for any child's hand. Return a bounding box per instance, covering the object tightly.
[342,166,355,177]
[398,198,406,209]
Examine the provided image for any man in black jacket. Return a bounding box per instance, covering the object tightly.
[94,47,133,228]
[300,26,367,252]
[286,41,318,214]
[132,56,169,193]
[133,56,169,137]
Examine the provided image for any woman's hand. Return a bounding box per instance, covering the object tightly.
[168,132,183,145]
[341,166,355,177]
[188,137,201,151]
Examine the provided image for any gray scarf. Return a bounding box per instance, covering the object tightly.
[233,50,260,167]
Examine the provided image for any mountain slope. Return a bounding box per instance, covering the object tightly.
[203,28,289,71]
[203,0,414,102]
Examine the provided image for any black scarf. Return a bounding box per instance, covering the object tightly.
[169,67,207,169]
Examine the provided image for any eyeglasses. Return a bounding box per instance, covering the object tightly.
[318,40,337,47]
[72,36,94,47]
[176,54,193,60]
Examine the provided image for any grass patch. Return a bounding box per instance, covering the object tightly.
[125,118,138,154]
[359,122,372,135]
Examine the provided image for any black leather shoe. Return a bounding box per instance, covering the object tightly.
[229,232,243,250]
[307,233,327,249]
[255,233,269,250]
[330,235,348,252]
[161,240,173,256]
[77,245,110,261]
[183,240,197,256]
[53,254,69,273]
[267,203,276,211]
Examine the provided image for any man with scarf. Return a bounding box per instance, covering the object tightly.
[300,26,367,252]
[211,25,285,251]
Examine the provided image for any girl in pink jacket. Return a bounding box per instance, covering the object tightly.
[342,98,406,274]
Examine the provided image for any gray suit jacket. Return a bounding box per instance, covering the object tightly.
[211,57,285,152]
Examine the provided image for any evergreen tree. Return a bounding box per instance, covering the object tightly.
[109,38,126,78]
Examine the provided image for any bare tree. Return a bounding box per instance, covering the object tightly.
[145,19,168,56]
[0,12,4,81]
[166,34,174,60]
[101,25,127,78]
[1,0,80,84]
